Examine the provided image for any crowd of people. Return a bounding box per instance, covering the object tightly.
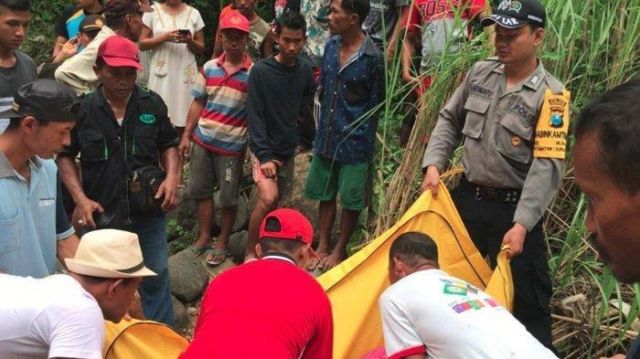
[0,0,638,358]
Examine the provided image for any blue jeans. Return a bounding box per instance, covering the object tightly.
[126,215,175,326]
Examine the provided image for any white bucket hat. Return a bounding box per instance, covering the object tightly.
[65,229,157,278]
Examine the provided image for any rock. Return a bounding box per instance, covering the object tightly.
[172,296,190,331]
[227,231,248,263]
[169,249,209,302]
[213,191,250,233]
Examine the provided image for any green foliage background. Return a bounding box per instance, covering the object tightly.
[24,0,275,65]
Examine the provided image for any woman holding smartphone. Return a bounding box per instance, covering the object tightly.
[139,0,206,137]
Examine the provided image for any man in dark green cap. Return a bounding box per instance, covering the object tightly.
[0,79,80,277]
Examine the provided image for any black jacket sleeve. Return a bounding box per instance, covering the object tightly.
[247,66,274,163]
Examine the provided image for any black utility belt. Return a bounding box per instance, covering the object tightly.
[460,177,521,205]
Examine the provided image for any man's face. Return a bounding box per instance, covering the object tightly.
[574,131,640,283]
[328,0,355,35]
[494,25,543,65]
[95,64,138,101]
[0,6,30,51]
[125,11,144,41]
[221,29,248,57]
[25,119,75,159]
[102,278,143,323]
[77,31,93,48]
[234,0,256,18]
[276,27,305,61]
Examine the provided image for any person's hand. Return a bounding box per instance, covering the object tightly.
[178,135,191,160]
[60,38,78,57]
[502,223,527,258]
[162,30,180,43]
[155,175,179,211]
[402,70,417,86]
[74,198,104,229]
[420,166,440,195]
[260,161,278,179]
[179,31,192,44]
[385,42,397,62]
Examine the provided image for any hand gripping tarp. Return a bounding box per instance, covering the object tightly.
[103,319,189,359]
[318,183,514,359]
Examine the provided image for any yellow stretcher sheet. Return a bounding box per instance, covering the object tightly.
[318,183,514,359]
[103,319,189,359]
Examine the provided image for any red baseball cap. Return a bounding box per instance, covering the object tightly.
[259,208,313,245]
[219,10,250,34]
[97,36,143,70]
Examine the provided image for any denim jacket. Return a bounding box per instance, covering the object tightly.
[313,34,385,164]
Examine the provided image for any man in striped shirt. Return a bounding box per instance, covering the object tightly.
[179,10,253,266]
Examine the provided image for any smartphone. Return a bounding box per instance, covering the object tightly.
[178,29,190,35]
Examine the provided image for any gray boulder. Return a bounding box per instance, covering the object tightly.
[169,249,210,302]
[171,295,190,332]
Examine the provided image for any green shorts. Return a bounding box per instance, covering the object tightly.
[304,155,370,210]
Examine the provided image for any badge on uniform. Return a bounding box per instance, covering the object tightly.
[139,113,156,124]
[550,113,563,128]
[533,89,571,159]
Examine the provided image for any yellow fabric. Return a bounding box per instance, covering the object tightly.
[318,183,514,359]
[533,89,571,159]
[103,319,189,359]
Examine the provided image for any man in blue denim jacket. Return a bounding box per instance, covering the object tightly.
[305,0,384,270]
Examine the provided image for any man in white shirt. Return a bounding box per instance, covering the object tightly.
[379,232,557,359]
[0,229,156,359]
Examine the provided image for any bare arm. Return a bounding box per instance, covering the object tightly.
[401,30,418,83]
[211,32,223,59]
[138,26,175,51]
[386,5,411,61]
[178,98,205,157]
[56,234,79,265]
[155,147,180,211]
[185,29,206,55]
[261,31,275,58]
[52,36,68,58]
[56,155,104,228]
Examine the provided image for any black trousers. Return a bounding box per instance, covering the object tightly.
[451,184,555,351]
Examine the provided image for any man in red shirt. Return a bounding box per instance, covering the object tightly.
[181,208,333,359]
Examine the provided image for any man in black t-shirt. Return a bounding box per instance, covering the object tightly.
[245,11,315,261]
[0,0,36,133]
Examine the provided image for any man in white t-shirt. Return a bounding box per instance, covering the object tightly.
[379,232,558,359]
[0,229,156,359]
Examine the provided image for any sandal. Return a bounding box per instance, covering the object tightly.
[206,247,228,266]
[192,245,211,257]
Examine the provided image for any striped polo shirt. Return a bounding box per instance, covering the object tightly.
[191,54,253,156]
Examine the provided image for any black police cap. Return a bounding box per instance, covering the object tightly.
[0,79,81,122]
[480,0,546,29]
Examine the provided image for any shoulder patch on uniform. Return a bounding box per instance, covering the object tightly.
[533,89,571,159]
[139,113,156,124]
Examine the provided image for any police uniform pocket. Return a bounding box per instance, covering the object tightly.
[344,79,370,106]
[497,113,534,164]
[80,131,108,162]
[133,126,159,159]
[462,96,490,139]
